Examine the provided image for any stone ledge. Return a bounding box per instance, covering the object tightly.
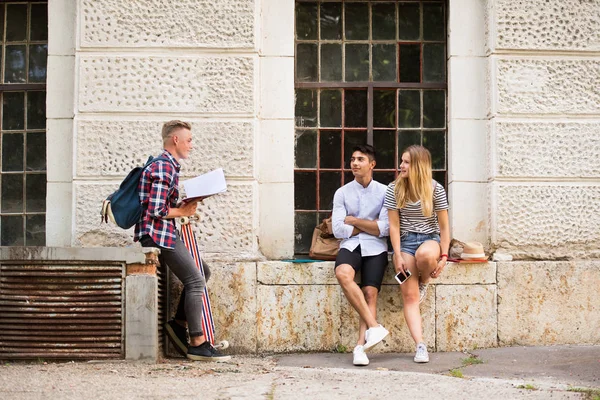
[0,246,144,264]
[257,261,496,286]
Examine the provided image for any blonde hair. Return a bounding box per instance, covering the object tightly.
[393,145,434,217]
[161,120,191,144]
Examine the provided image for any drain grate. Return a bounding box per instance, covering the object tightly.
[0,263,124,360]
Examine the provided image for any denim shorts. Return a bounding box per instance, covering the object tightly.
[400,232,440,256]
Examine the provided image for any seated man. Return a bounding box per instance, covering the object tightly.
[332,144,390,366]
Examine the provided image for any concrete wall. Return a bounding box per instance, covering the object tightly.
[197,260,600,353]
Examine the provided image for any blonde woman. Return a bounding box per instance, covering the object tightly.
[383,145,450,363]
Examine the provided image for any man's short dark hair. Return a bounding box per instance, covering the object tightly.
[352,144,376,162]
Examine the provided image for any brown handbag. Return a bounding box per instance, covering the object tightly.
[308,217,341,261]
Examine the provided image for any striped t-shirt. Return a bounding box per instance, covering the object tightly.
[383,180,449,235]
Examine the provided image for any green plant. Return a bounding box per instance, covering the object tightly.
[567,387,600,400]
[334,344,348,353]
[516,384,537,390]
[449,369,463,378]
[461,356,484,367]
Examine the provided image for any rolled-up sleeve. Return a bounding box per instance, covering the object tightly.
[332,189,354,239]
[376,206,389,237]
[147,163,174,218]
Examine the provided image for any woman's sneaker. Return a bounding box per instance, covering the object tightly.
[352,345,369,366]
[164,320,188,356]
[187,341,231,362]
[414,342,429,363]
[419,283,429,304]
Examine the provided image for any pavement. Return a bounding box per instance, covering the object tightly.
[1,345,598,400]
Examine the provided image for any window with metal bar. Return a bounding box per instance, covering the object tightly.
[0,1,48,246]
[294,0,447,254]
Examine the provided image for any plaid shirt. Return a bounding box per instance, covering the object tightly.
[134,150,180,249]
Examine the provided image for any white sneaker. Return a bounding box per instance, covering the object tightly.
[352,345,369,366]
[363,325,389,352]
[419,283,429,304]
[414,342,429,363]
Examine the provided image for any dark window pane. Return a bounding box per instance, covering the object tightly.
[398,3,420,40]
[295,89,317,127]
[423,4,445,41]
[295,130,317,168]
[344,90,367,128]
[294,130,317,168]
[27,91,46,130]
[423,90,445,128]
[5,45,27,83]
[373,130,395,169]
[0,6,4,44]
[345,44,369,82]
[399,44,420,82]
[343,130,367,168]
[29,44,48,83]
[423,130,446,170]
[321,44,342,82]
[27,132,46,171]
[433,171,447,188]
[343,171,354,185]
[345,3,369,40]
[423,44,445,83]
[372,3,396,40]
[30,4,48,41]
[373,171,396,186]
[296,2,317,40]
[397,90,420,128]
[294,171,316,210]
[295,212,317,254]
[26,173,46,212]
[1,216,24,246]
[372,44,397,82]
[373,90,396,128]
[319,171,341,210]
[398,130,422,156]
[320,2,342,40]
[319,130,342,169]
[3,92,25,130]
[26,214,45,246]
[1,174,24,213]
[296,44,318,82]
[6,4,27,41]
[2,133,24,172]
[320,90,342,128]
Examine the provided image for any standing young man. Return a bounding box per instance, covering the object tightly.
[135,120,230,361]
[332,144,390,366]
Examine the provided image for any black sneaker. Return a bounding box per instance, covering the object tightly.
[164,320,188,356]
[187,341,231,362]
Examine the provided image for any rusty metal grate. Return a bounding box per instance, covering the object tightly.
[0,262,124,360]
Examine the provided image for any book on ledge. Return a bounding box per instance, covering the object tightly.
[181,168,227,203]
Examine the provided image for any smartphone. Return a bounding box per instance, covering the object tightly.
[394,269,412,285]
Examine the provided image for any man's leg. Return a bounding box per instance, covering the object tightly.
[335,263,378,328]
[358,286,378,345]
[172,260,210,327]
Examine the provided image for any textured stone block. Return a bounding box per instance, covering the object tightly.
[80,0,254,48]
[436,285,497,352]
[78,55,254,113]
[257,261,337,285]
[256,285,341,352]
[494,121,600,178]
[494,0,600,51]
[339,284,435,353]
[494,58,600,115]
[205,262,257,353]
[435,262,496,285]
[494,185,600,258]
[125,275,158,361]
[74,182,256,255]
[498,261,600,346]
[76,120,254,178]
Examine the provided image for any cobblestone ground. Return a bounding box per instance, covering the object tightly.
[1,355,595,400]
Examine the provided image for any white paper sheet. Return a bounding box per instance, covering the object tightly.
[181,168,227,202]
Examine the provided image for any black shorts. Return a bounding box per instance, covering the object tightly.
[334,245,388,291]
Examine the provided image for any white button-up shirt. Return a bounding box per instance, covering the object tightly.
[332,179,389,257]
